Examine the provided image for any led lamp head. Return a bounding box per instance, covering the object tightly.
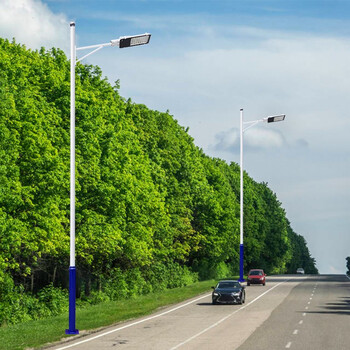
[112,33,151,48]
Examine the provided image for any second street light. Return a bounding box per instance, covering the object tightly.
[239,108,285,282]
[66,22,151,335]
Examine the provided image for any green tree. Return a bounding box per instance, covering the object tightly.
[0,37,318,325]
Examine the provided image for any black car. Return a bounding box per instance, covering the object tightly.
[212,280,245,305]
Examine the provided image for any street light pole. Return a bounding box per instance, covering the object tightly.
[239,109,244,282]
[66,22,151,335]
[238,109,285,283]
[66,21,78,335]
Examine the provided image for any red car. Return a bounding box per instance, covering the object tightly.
[247,269,266,286]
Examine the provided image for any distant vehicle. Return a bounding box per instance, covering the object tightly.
[296,268,305,274]
[247,269,266,286]
[212,280,245,305]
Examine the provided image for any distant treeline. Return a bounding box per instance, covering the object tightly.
[0,38,317,325]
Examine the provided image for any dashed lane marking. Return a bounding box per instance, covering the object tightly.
[169,280,290,350]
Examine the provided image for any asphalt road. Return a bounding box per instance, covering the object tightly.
[238,274,350,350]
[47,274,350,350]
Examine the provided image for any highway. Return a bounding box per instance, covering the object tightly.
[48,274,350,350]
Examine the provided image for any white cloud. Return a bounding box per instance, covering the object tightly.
[95,25,350,156]
[212,127,286,153]
[0,0,69,51]
[329,265,344,275]
[245,128,286,149]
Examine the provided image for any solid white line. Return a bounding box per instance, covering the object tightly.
[286,341,292,348]
[293,329,298,335]
[169,280,290,350]
[55,293,212,350]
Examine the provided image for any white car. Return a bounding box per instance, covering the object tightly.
[296,268,305,274]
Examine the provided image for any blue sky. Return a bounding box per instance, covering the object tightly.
[1,0,350,274]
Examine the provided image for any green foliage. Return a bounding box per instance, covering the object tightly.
[0,38,317,327]
[0,275,68,326]
[286,221,318,274]
[346,257,350,275]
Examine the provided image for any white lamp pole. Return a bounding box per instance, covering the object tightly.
[239,109,244,282]
[67,22,78,335]
[66,22,151,335]
[238,109,285,282]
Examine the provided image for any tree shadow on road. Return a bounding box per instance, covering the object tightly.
[197,302,241,306]
[300,297,350,316]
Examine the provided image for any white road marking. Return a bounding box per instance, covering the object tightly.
[303,313,306,316]
[55,293,212,350]
[170,280,290,350]
[299,320,303,325]
[305,307,309,310]
[55,278,295,350]
[309,297,312,300]
[307,302,310,304]
[293,329,298,335]
[286,341,292,348]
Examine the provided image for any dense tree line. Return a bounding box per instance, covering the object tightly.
[0,38,317,325]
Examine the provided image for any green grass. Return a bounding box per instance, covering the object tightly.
[0,279,219,350]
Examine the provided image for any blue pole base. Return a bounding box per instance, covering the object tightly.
[66,266,79,335]
[238,244,245,282]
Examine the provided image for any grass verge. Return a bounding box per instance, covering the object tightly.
[0,279,218,350]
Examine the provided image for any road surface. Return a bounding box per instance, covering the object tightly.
[47,274,350,350]
[238,274,350,350]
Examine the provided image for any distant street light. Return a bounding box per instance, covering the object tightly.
[66,22,151,335]
[239,109,285,282]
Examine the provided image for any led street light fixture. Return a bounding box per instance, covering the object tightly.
[267,115,286,123]
[111,33,151,48]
